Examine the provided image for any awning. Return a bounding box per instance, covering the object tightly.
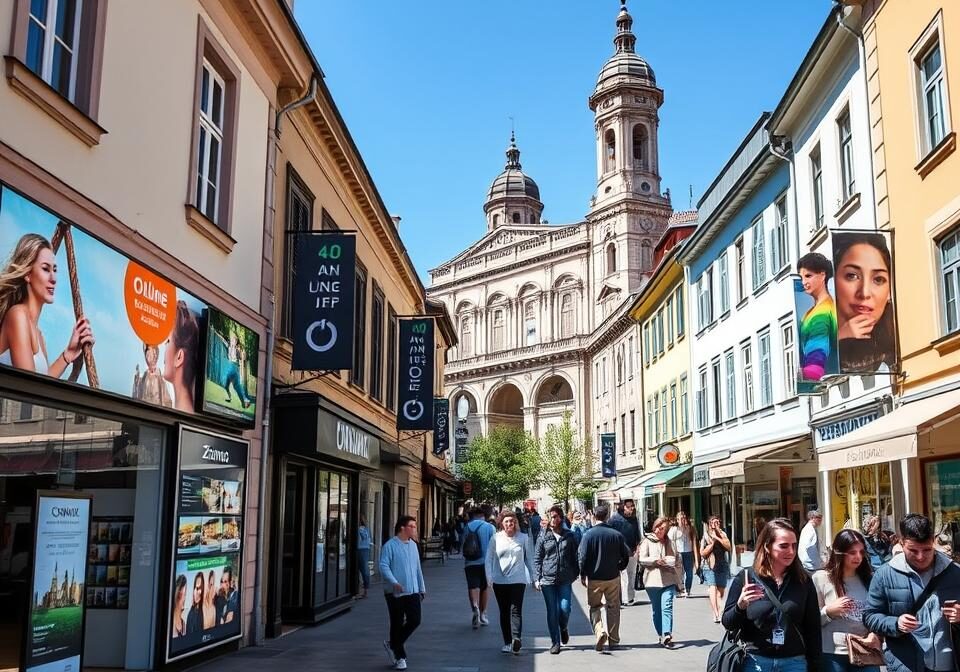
[818,388,960,472]
[640,464,692,496]
[708,436,809,480]
[422,463,458,489]
[611,472,649,497]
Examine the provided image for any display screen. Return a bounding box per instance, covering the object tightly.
[201,307,259,426]
[167,428,247,661]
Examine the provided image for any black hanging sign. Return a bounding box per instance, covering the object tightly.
[397,318,435,430]
[454,420,469,463]
[433,398,450,456]
[291,233,356,371]
[601,433,617,478]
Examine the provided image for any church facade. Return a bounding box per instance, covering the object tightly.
[426,2,693,487]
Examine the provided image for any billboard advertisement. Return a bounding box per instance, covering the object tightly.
[397,318,435,430]
[167,428,247,662]
[793,255,839,394]
[202,308,259,426]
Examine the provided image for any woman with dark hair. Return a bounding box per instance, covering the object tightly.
[723,518,821,672]
[163,300,200,412]
[185,572,205,636]
[797,252,839,383]
[485,510,534,655]
[171,574,187,639]
[533,505,579,654]
[812,529,880,672]
[832,233,896,373]
[862,516,890,568]
[203,569,218,629]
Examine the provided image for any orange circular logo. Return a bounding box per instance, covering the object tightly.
[657,443,681,467]
[124,262,177,345]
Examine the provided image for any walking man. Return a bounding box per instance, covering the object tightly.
[863,513,960,672]
[578,503,631,652]
[799,509,824,572]
[379,515,425,671]
[609,499,642,605]
[462,506,496,628]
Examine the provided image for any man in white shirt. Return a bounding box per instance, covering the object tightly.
[798,509,824,572]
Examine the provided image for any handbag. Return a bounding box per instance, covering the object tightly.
[846,634,884,667]
[707,628,748,672]
[635,565,645,591]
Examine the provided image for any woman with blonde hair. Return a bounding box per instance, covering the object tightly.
[485,510,535,655]
[0,233,94,376]
[638,515,684,647]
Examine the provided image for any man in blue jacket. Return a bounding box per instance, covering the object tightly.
[380,515,426,671]
[578,504,631,652]
[863,513,960,672]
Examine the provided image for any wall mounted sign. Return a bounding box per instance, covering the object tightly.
[657,443,680,467]
[26,492,92,672]
[601,433,616,478]
[433,398,449,456]
[291,232,356,371]
[691,465,711,489]
[201,307,259,426]
[814,410,881,446]
[396,318,434,430]
[454,420,469,463]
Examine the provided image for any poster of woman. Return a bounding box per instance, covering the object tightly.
[831,230,898,374]
[793,252,840,393]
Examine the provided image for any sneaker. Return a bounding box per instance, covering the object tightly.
[394,659,407,670]
[512,638,521,655]
[383,640,396,666]
[595,632,608,652]
[500,644,512,654]
[479,612,490,626]
[560,628,569,645]
[471,606,480,629]
[663,634,674,648]
[550,644,561,655]
[626,598,635,606]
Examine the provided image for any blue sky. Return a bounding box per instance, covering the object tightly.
[294,1,834,281]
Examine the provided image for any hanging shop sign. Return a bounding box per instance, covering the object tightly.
[657,443,680,468]
[397,318,435,430]
[814,410,881,446]
[433,398,450,456]
[25,491,92,672]
[291,232,356,371]
[691,465,711,489]
[454,420,469,463]
[601,433,617,478]
[167,427,248,662]
[201,307,259,427]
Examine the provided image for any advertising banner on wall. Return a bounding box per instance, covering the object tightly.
[290,233,356,371]
[167,427,248,662]
[830,230,898,375]
[433,398,449,456]
[601,433,616,478]
[396,318,435,430]
[26,492,92,672]
[793,266,839,394]
[202,308,259,426]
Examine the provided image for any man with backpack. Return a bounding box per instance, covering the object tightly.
[462,506,496,629]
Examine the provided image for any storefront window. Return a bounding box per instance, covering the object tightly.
[744,483,780,549]
[831,463,895,536]
[925,458,960,562]
[313,468,352,606]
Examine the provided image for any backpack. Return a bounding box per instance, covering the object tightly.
[462,522,483,560]
[706,629,747,672]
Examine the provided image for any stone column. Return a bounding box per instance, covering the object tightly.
[523,406,538,438]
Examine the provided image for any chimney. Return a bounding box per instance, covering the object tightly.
[391,215,402,229]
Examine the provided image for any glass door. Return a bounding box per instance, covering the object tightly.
[280,463,307,614]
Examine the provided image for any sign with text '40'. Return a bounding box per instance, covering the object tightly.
[291,233,356,371]
[397,318,435,430]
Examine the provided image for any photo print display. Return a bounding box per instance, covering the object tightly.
[85,516,133,610]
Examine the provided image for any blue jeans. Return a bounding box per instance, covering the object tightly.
[358,548,370,589]
[680,551,695,593]
[224,361,249,403]
[541,582,572,645]
[744,654,807,672]
[645,585,676,636]
[821,653,879,672]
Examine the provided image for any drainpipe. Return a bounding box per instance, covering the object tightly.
[252,75,317,647]
[767,136,800,264]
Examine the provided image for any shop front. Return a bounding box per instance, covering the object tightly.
[0,185,263,671]
[269,393,380,630]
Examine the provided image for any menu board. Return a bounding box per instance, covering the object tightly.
[166,427,247,662]
[85,517,133,609]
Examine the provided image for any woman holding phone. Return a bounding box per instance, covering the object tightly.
[723,518,821,672]
[702,515,733,623]
[638,515,684,647]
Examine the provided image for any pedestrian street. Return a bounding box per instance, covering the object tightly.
[190,556,722,672]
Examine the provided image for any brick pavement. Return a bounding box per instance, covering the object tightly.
[188,555,724,672]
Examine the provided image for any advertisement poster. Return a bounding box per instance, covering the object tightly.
[85,516,133,609]
[396,318,435,430]
[433,398,449,457]
[202,308,259,426]
[167,428,247,662]
[291,232,356,371]
[0,184,208,413]
[830,230,898,375]
[601,433,616,478]
[793,253,840,394]
[26,493,91,672]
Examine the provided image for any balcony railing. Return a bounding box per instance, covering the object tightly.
[445,335,587,374]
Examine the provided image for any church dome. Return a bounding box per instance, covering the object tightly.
[485,134,541,204]
[595,1,656,93]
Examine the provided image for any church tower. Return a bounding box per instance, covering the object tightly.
[483,132,544,232]
[587,0,672,319]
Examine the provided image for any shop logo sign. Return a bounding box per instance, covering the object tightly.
[601,433,616,478]
[433,398,450,456]
[201,444,231,464]
[816,411,881,444]
[336,421,369,460]
[397,318,434,430]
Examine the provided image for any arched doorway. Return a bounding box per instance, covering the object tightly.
[487,383,524,430]
[534,374,576,437]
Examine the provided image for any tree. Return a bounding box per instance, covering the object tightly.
[460,426,541,508]
[538,413,595,512]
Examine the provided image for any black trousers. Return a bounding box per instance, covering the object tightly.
[385,593,422,659]
[492,582,526,645]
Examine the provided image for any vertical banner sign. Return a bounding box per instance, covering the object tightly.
[26,492,92,672]
[397,318,435,430]
[433,398,450,456]
[601,433,617,478]
[454,420,469,463]
[291,233,356,371]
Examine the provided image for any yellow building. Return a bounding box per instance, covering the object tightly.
[625,215,697,526]
[823,0,960,538]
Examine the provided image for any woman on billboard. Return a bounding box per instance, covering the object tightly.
[163,300,200,412]
[796,253,839,382]
[0,233,95,376]
[832,232,896,373]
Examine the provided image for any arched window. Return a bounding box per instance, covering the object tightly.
[529,213,537,224]
[605,129,616,172]
[493,214,500,226]
[460,316,472,357]
[524,302,537,345]
[633,124,646,167]
[512,212,521,224]
[560,294,574,338]
[641,240,653,270]
[606,243,617,275]
[492,309,505,351]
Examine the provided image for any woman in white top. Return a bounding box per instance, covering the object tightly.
[812,528,880,672]
[668,511,699,597]
[0,234,94,378]
[485,510,535,655]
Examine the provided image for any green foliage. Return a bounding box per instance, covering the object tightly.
[537,413,595,512]
[460,426,541,507]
